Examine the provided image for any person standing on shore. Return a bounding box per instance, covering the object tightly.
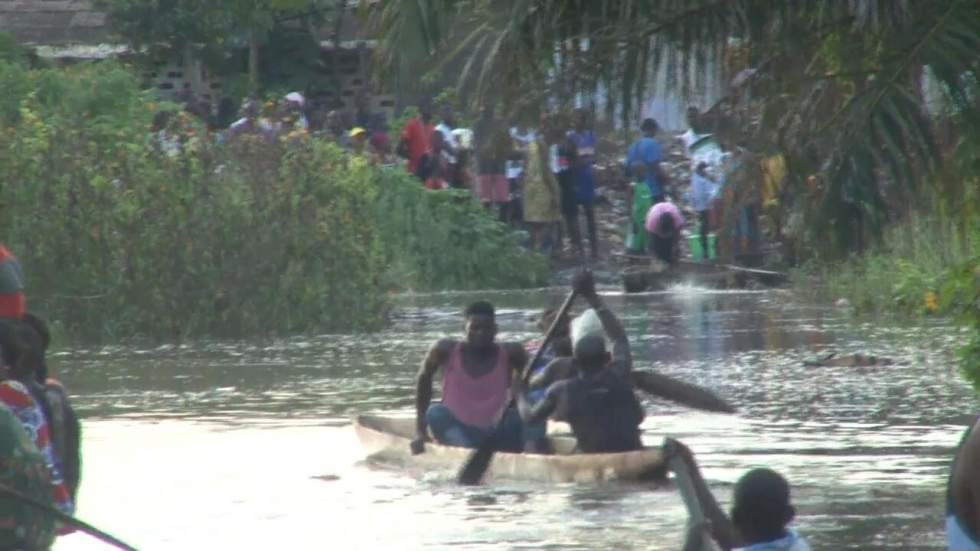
[398,99,435,179]
[568,109,599,259]
[626,118,670,204]
[549,118,584,258]
[475,108,510,217]
[521,129,561,254]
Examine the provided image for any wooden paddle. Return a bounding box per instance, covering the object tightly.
[668,454,724,551]
[631,370,735,414]
[457,289,578,485]
[0,483,138,551]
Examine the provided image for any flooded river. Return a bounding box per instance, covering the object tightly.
[51,287,975,550]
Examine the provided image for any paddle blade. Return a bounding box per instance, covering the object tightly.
[457,433,496,485]
[632,371,735,414]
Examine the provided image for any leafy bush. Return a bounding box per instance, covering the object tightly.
[0,62,546,341]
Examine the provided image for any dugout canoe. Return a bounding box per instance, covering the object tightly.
[353,414,665,483]
[620,257,787,293]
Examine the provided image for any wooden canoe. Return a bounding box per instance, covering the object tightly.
[353,414,665,483]
[620,256,787,293]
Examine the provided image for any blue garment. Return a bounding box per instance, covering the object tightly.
[947,419,980,550]
[948,515,980,550]
[687,173,719,212]
[425,403,524,452]
[569,131,597,205]
[626,137,663,198]
[734,529,810,551]
[522,342,557,444]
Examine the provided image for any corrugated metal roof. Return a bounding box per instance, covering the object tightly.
[0,0,109,46]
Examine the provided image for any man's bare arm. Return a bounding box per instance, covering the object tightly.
[504,342,529,380]
[584,293,631,373]
[666,439,739,550]
[415,339,452,439]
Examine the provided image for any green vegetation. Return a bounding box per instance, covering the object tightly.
[793,216,977,316]
[0,62,546,342]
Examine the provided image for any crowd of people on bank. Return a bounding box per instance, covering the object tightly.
[151,89,739,266]
[390,99,735,265]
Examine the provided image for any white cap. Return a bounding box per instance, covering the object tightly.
[284,92,305,107]
[570,309,604,348]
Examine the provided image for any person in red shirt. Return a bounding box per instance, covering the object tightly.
[398,99,435,178]
[0,244,25,319]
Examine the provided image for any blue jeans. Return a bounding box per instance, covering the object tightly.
[425,404,525,452]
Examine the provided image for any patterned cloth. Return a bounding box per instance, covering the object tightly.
[0,403,56,549]
[0,381,74,519]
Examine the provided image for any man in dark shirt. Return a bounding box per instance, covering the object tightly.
[514,272,644,453]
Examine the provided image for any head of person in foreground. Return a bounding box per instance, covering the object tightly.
[731,468,798,545]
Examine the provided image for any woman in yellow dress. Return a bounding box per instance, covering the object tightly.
[522,127,561,254]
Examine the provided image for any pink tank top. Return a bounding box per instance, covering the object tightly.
[441,343,511,429]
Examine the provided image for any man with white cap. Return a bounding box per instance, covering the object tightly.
[515,271,644,453]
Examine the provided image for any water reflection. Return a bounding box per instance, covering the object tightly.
[52,288,974,550]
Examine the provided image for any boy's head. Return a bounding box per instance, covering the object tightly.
[630,161,647,182]
[731,468,795,544]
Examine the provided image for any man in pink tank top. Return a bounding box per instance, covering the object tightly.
[412,301,528,454]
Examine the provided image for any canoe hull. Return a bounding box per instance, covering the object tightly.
[353,414,665,484]
[622,258,786,293]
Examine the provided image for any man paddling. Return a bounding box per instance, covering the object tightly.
[530,272,632,390]
[515,272,644,453]
[412,301,528,454]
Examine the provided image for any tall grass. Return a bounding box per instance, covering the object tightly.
[792,215,978,315]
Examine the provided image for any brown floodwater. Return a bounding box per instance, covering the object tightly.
[51,286,974,550]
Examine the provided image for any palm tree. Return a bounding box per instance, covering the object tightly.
[375,0,979,256]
